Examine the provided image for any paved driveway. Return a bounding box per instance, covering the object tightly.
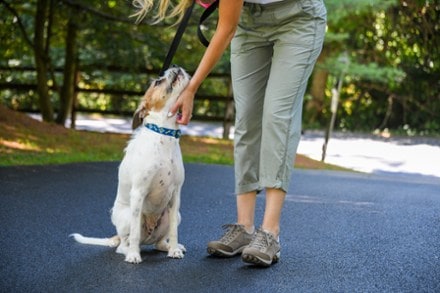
[1,163,439,292]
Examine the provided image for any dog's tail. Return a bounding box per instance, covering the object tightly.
[69,233,120,247]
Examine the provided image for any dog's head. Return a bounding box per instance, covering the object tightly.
[132,66,190,129]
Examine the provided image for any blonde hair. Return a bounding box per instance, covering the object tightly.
[131,0,194,24]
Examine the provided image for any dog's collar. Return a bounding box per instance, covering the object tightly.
[145,123,181,139]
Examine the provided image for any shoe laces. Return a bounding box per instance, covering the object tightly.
[250,229,271,251]
[219,224,243,243]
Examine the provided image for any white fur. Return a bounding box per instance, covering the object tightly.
[71,67,190,263]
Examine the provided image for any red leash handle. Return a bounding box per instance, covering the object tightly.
[196,0,217,8]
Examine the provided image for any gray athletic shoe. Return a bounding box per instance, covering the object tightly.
[207,224,254,257]
[242,228,281,267]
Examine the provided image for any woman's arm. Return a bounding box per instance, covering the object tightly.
[168,0,244,125]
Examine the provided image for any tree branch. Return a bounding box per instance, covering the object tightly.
[60,0,138,24]
[0,0,34,49]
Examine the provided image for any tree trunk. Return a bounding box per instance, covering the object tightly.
[305,47,329,125]
[70,71,81,129]
[34,0,53,122]
[56,19,78,125]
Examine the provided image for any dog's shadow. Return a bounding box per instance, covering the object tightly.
[137,248,171,264]
[94,247,171,265]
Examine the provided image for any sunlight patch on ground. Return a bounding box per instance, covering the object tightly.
[0,139,42,152]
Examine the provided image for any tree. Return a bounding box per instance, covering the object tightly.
[1,0,439,134]
[56,17,78,124]
[306,0,399,127]
[304,0,439,134]
[33,0,55,122]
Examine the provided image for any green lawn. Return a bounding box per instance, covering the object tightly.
[0,105,347,171]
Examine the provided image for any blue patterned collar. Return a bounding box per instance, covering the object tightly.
[145,123,181,139]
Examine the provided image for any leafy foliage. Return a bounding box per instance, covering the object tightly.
[310,0,440,134]
[0,0,439,135]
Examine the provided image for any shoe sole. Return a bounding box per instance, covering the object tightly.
[242,251,280,267]
[207,246,246,257]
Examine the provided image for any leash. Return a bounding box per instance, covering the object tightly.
[159,0,196,76]
[159,0,219,76]
[133,0,219,130]
[197,0,219,47]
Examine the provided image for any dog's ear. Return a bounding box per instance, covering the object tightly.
[132,100,150,130]
[131,108,143,130]
[132,85,154,130]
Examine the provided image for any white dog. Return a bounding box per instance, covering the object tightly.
[71,66,190,263]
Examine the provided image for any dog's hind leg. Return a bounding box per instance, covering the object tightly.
[116,236,130,255]
[111,179,132,257]
[112,206,130,256]
[155,238,169,252]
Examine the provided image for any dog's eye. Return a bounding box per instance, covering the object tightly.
[154,78,166,87]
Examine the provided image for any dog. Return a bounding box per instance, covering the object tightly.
[71,66,190,263]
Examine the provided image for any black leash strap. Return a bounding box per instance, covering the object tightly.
[159,0,219,76]
[159,0,196,76]
[134,0,218,129]
[197,0,219,47]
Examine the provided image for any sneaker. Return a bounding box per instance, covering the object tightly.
[207,224,254,257]
[242,228,281,267]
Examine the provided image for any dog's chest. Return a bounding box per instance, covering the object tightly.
[121,129,184,194]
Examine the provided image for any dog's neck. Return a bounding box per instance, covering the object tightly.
[143,111,178,130]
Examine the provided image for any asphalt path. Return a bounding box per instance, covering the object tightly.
[1,162,439,292]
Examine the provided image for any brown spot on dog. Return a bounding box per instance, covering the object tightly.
[134,79,168,121]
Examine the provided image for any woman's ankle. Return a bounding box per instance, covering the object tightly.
[237,222,255,234]
[261,226,280,239]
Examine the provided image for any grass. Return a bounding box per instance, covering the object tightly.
[0,105,347,171]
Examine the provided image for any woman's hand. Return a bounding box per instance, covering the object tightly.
[168,0,244,125]
[168,85,195,125]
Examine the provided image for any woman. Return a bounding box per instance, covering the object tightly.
[134,0,326,267]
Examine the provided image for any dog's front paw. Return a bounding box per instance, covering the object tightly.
[167,247,185,259]
[125,252,142,264]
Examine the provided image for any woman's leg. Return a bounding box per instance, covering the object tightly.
[242,0,327,266]
[231,38,272,196]
[206,5,273,257]
[237,191,257,232]
[261,188,286,237]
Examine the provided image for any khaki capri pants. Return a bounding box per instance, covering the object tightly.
[231,0,327,194]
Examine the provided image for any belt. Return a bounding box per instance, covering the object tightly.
[244,0,297,7]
